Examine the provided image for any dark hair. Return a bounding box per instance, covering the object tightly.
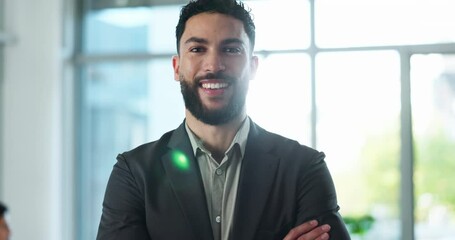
[0,202,7,217]
[175,0,255,54]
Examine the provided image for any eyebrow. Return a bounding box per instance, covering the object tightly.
[183,37,245,46]
[221,38,245,46]
[184,37,208,45]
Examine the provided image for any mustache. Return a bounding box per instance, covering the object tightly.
[195,72,236,83]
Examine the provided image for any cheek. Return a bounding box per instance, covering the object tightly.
[230,58,251,76]
[180,59,200,78]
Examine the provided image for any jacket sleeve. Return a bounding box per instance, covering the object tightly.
[296,151,351,239]
[96,154,151,240]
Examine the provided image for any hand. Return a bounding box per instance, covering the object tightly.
[283,220,331,240]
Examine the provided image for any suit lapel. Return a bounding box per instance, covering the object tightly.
[161,123,214,240]
[231,121,280,240]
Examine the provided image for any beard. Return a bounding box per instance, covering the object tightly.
[180,73,248,125]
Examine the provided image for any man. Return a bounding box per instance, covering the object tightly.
[0,202,10,240]
[97,0,350,239]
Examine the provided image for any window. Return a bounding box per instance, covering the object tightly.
[76,4,184,239]
[316,0,455,47]
[0,0,4,198]
[74,0,455,239]
[411,54,455,238]
[248,53,312,144]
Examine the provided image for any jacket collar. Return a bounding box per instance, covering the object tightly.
[163,121,214,240]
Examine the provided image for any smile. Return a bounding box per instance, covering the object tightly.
[200,82,230,90]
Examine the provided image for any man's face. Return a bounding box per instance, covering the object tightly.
[0,217,10,240]
[172,13,258,125]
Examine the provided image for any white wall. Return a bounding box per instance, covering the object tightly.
[1,0,64,239]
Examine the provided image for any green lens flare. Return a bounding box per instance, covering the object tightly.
[171,150,190,171]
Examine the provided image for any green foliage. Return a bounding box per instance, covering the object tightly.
[359,122,455,222]
[338,114,455,231]
[360,127,400,217]
[414,128,455,219]
[344,215,375,235]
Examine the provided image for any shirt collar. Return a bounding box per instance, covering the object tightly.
[185,117,250,158]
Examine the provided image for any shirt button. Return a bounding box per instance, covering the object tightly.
[215,168,223,175]
[215,216,221,223]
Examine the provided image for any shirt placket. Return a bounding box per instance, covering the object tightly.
[211,160,227,240]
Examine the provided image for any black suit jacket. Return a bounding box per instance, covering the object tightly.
[97,120,350,240]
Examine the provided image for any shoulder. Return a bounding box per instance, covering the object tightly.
[250,122,326,165]
[118,129,175,168]
[251,121,322,156]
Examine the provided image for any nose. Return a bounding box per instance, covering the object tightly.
[203,51,226,73]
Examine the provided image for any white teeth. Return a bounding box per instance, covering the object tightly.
[201,82,229,89]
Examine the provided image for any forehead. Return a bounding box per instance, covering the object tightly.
[182,12,249,44]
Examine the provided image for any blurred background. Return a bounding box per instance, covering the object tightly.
[1,0,454,239]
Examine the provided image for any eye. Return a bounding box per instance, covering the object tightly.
[223,47,242,54]
[189,47,205,53]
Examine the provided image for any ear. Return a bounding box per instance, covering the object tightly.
[249,55,259,80]
[172,55,180,81]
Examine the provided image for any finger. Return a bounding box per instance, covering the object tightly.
[296,225,331,240]
[283,220,318,240]
[314,232,330,240]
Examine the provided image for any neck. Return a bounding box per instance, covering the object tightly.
[185,109,247,158]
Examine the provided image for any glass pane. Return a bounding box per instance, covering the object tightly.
[316,51,401,239]
[248,53,312,145]
[411,54,455,239]
[77,59,184,240]
[83,5,181,54]
[246,0,310,51]
[316,0,455,47]
[83,1,310,54]
[88,0,186,10]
